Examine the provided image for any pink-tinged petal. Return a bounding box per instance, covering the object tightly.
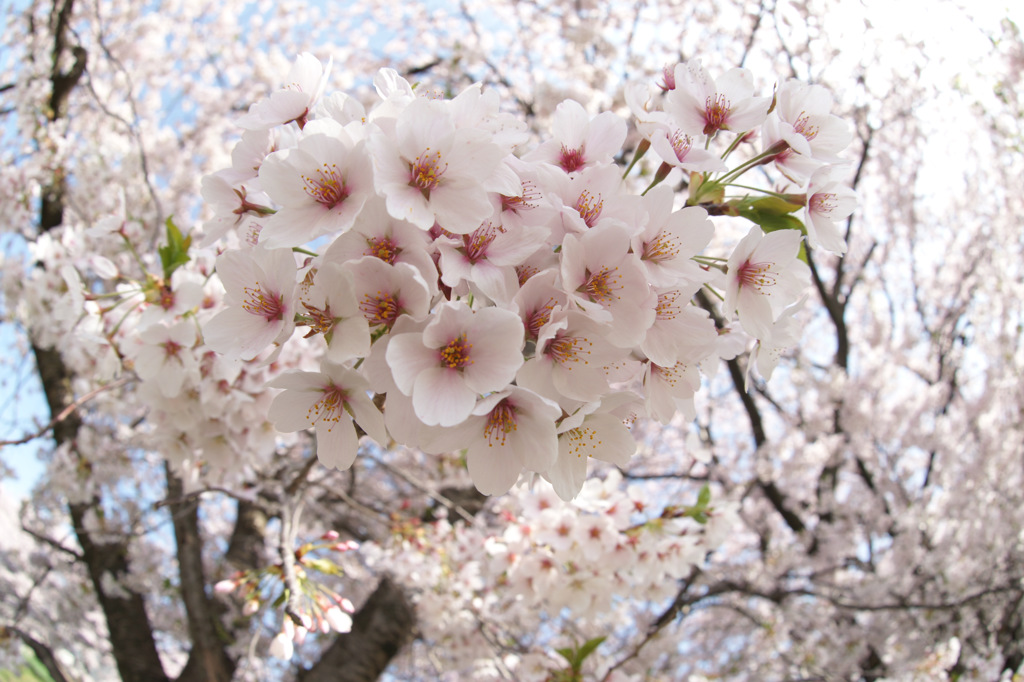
[755,229,802,264]
[725,97,771,132]
[325,316,371,365]
[551,100,589,147]
[383,186,435,231]
[386,333,441,395]
[585,112,628,159]
[583,413,637,466]
[316,417,359,470]
[736,288,774,340]
[412,367,477,427]
[512,412,559,473]
[204,306,282,360]
[547,437,591,501]
[268,370,322,391]
[347,394,388,446]
[268,387,320,433]
[467,441,523,495]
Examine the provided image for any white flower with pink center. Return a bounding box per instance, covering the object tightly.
[640,284,718,368]
[346,257,433,331]
[369,97,519,234]
[545,399,638,501]
[559,224,657,348]
[643,360,703,424]
[664,60,771,137]
[385,302,524,427]
[258,119,373,247]
[724,226,809,341]
[238,52,331,131]
[298,262,370,365]
[633,186,714,288]
[516,309,626,409]
[128,319,199,398]
[321,198,437,290]
[268,362,386,471]
[648,125,727,173]
[203,246,298,360]
[436,221,547,304]
[804,166,857,254]
[524,99,626,174]
[418,387,560,495]
[762,79,853,181]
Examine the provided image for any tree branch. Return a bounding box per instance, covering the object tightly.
[165,465,234,682]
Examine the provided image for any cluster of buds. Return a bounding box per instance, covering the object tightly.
[201,54,855,500]
[213,530,358,658]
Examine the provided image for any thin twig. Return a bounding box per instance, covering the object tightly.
[370,455,479,524]
[0,377,131,446]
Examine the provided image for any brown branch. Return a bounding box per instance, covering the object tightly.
[165,465,234,682]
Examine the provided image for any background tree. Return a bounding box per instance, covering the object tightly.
[1,0,1022,681]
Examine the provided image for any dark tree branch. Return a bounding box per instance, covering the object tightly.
[28,3,168,679]
[67,500,170,682]
[166,465,235,682]
[297,576,416,682]
[5,627,74,682]
[696,290,807,537]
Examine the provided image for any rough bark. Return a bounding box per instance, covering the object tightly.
[166,467,235,682]
[298,576,416,682]
[29,1,170,680]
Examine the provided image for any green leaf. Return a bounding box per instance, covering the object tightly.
[697,483,711,508]
[158,216,192,280]
[738,206,806,234]
[575,635,606,664]
[750,195,804,215]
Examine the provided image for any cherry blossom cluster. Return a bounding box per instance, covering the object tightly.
[201,54,856,499]
[363,472,738,679]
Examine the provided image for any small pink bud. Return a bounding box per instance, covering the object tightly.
[321,530,340,541]
[213,579,236,594]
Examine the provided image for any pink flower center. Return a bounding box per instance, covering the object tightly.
[703,94,732,135]
[365,237,400,264]
[359,292,400,327]
[302,301,334,336]
[525,299,557,341]
[574,190,603,228]
[642,230,680,264]
[793,113,819,141]
[516,264,539,286]
[440,334,473,370]
[809,192,836,216]
[464,224,503,263]
[658,65,676,92]
[484,399,518,446]
[563,425,600,459]
[162,339,183,359]
[303,163,350,209]
[735,259,777,292]
[500,181,540,215]
[558,144,586,173]
[409,148,447,198]
[655,290,683,320]
[242,283,285,321]
[308,384,349,430]
[545,334,591,366]
[579,267,620,303]
[670,130,694,162]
